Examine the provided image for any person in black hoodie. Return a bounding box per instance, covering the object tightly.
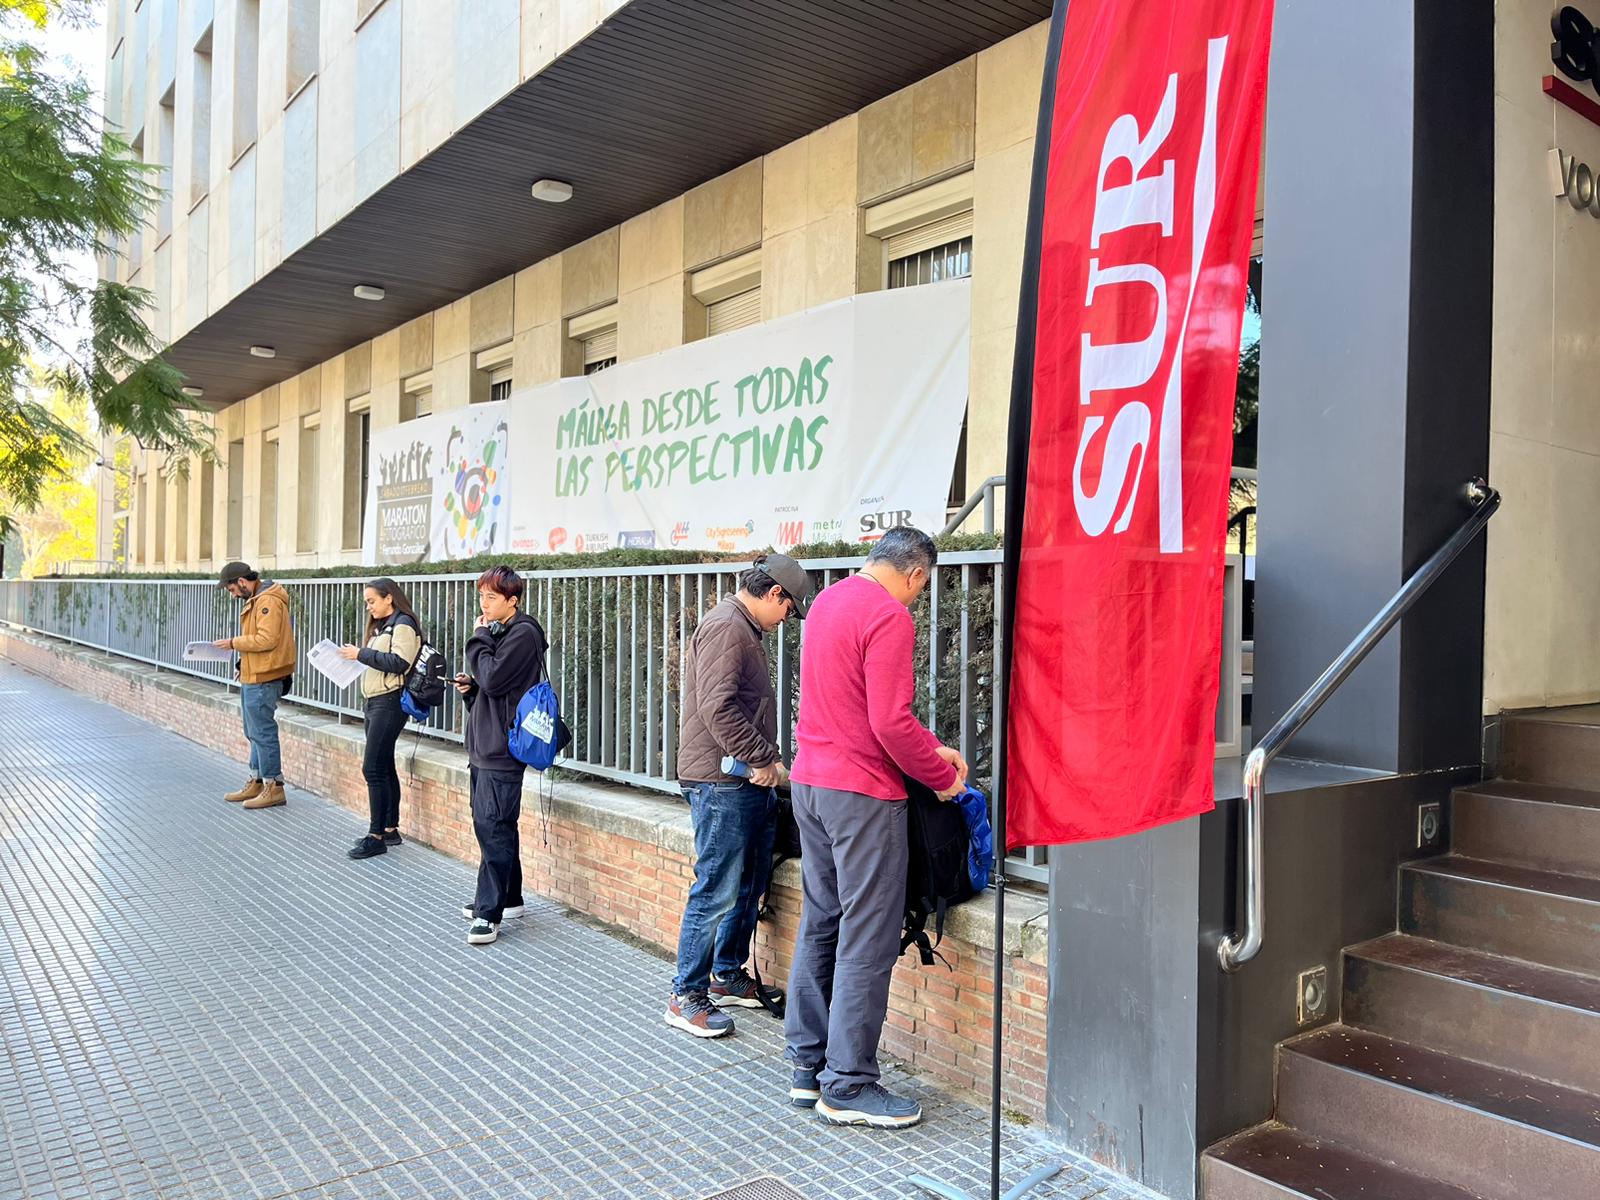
[452,565,548,945]
[338,578,423,860]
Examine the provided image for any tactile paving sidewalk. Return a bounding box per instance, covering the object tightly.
[0,659,1155,1200]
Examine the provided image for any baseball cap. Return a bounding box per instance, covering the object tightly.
[218,561,254,586]
[756,553,814,619]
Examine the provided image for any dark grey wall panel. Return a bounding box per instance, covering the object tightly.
[1396,0,1494,772]
[1046,821,1200,1199]
[1253,0,1417,770]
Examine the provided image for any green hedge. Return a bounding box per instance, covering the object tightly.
[48,532,1003,581]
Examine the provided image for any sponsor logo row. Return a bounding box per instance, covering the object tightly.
[541,511,911,554]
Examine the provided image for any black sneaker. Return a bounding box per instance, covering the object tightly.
[711,967,784,1009]
[461,901,526,920]
[347,836,387,860]
[816,1082,922,1128]
[383,830,403,846]
[789,1066,822,1108]
[467,919,498,945]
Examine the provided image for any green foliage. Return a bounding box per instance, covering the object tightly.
[0,13,209,540]
[51,531,1006,581]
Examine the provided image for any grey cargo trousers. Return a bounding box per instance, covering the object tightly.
[783,782,908,1095]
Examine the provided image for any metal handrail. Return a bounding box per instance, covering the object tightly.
[1217,478,1501,972]
[943,476,1007,535]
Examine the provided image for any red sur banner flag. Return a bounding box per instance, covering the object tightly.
[1005,0,1273,849]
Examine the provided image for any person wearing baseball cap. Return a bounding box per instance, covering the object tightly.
[213,561,298,810]
[666,553,812,1040]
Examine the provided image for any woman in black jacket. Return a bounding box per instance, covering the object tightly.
[339,579,423,859]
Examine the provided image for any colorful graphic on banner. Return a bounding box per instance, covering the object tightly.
[1005,0,1273,848]
[363,402,511,564]
[506,282,971,554]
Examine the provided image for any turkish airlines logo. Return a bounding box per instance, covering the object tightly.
[1074,38,1227,555]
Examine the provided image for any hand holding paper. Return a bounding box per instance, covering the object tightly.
[183,641,234,663]
[307,639,366,689]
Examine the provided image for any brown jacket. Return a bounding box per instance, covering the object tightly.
[677,595,779,784]
[230,580,297,684]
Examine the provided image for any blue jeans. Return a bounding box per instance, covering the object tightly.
[672,781,777,997]
[240,678,287,781]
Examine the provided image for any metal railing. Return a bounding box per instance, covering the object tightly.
[0,552,1032,881]
[1,550,1246,887]
[1216,479,1501,971]
[943,476,1007,535]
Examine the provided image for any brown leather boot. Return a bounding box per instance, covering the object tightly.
[242,781,286,809]
[224,778,264,803]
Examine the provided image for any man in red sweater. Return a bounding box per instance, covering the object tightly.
[785,526,967,1129]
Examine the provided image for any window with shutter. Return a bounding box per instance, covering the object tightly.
[706,287,761,336]
[886,211,974,290]
[583,327,617,367]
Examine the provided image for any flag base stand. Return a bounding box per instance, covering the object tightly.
[903,859,1065,1200]
[907,1163,1064,1200]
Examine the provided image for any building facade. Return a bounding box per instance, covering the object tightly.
[87,2,1600,1199]
[98,0,1071,574]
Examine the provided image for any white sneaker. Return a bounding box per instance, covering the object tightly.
[467,919,498,945]
[462,902,525,920]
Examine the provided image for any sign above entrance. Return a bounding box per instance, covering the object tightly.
[1551,148,1600,217]
[1548,6,1600,126]
[1553,5,1600,95]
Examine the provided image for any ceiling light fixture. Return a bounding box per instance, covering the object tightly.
[353,284,385,301]
[249,345,276,358]
[180,385,204,398]
[530,178,573,203]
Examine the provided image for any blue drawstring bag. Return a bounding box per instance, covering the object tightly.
[507,679,571,770]
[955,787,994,894]
[400,690,430,722]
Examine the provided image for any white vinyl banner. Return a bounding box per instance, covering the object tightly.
[362,400,511,564]
[505,279,971,554]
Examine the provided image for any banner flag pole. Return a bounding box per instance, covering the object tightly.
[913,0,1274,1189]
[908,1,1070,1195]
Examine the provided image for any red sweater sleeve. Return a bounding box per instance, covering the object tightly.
[862,607,958,792]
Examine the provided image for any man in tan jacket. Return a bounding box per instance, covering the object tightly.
[213,561,297,809]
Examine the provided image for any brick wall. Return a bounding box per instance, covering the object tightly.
[0,630,1050,1119]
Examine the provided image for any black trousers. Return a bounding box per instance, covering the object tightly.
[470,765,526,922]
[362,692,406,836]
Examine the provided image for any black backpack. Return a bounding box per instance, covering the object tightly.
[901,775,979,967]
[758,792,803,922]
[404,640,448,712]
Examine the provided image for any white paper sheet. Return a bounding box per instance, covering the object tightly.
[183,641,235,663]
[307,639,367,689]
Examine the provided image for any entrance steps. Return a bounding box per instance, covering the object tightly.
[1201,710,1600,1199]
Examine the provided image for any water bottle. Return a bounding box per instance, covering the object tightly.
[720,755,751,778]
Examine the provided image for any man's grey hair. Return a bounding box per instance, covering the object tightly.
[865,526,936,574]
